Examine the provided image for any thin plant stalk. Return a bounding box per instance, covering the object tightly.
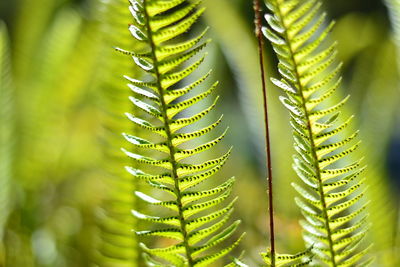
[253,0,275,265]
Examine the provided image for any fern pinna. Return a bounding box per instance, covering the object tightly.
[263,0,371,266]
[117,0,243,266]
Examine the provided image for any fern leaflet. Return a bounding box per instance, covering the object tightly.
[118,0,243,266]
[261,248,313,267]
[263,0,371,266]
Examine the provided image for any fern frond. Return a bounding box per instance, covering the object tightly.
[263,0,371,265]
[121,0,242,266]
[14,7,85,188]
[353,36,400,264]
[96,0,143,265]
[7,5,105,266]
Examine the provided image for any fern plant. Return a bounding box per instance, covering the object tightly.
[356,39,400,265]
[253,1,312,266]
[262,0,371,265]
[116,0,243,266]
[96,0,142,265]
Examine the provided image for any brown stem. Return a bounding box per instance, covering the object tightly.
[253,0,275,265]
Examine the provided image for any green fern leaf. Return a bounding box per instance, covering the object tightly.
[96,0,144,265]
[261,247,313,267]
[120,0,242,266]
[263,0,371,265]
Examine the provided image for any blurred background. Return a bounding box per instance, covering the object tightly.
[0,0,399,266]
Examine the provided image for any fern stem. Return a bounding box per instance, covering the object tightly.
[253,0,276,265]
[142,1,195,265]
[272,2,337,266]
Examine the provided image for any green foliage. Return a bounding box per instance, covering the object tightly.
[385,0,400,59]
[95,0,142,265]
[261,248,313,266]
[3,2,105,266]
[14,7,85,188]
[2,0,400,266]
[353,38,399,265]
[12,0,57,80]
[0,21,13,264]
[118,0,243,266]
[263,0,371,265]
[331,13,399,264]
